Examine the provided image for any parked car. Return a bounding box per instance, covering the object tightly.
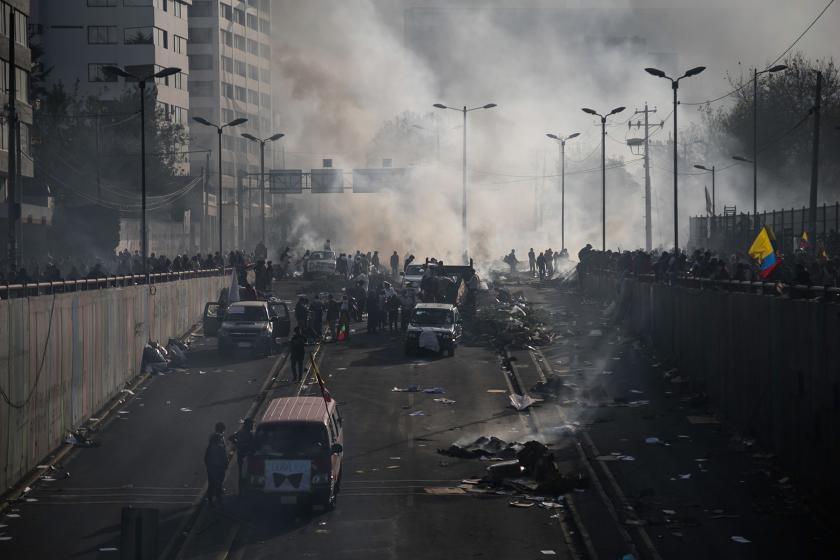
[241,396,344,509]
[404,303,463,357]
[203,299,291,354]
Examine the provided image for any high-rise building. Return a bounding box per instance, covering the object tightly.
[32,0,191,129]
[0,0,36,265]
[188,0,276,250]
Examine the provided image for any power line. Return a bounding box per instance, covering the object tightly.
[682,0,835,106]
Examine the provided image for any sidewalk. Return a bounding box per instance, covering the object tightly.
[506,277,837,559]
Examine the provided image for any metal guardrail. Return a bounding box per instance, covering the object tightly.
[0,267,232,299]
[581,267,840,302]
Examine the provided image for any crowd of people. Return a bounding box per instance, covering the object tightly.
[503,247,570,278]
[577,243,840,289]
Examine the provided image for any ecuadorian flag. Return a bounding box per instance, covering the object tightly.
[748,226,780,278]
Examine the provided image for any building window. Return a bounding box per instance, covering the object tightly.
[234,59,246,77]
[191,80,214,96]
[233,7,245,25]
[247,64,258,80]
[222,81,234,99]
[88,0,118,6]
[247,13,258,30]
[14,11,25,45]
[260,93,270,108]
[220,2,232,20]
[221,55,233,73]
[247,89,258,105]
[191,0,213,17]
[221,108,234,123]
[190,27,212,43]
[189,54,213,70]
[260,42,270,59]
[247,38,258,55]
[15,67,28,103]
[173,34,186,53]
[235,85,246,102]
[88,63,118,82]
[260,67,270,83]
[0,59,7,95]
[124,0,154,6]
[172,106,187,125]
[171,71,187,90]
[172,1,184,17]
[220,29,232,47]
[124,26,152,44]
[259,18,270,34]
[87,25,118,44]
[234,33,245,51]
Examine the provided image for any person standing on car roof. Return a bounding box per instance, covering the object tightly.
[289,327,307,382]
[390,251,399,278]
[204,432,228,507]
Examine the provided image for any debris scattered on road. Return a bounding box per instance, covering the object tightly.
[423,387,446,394]
[99,547,119,552]
[540,550,557,555]
[687,415,720,425]
[424,487,466,495]
[509,393,539,411]
[386,465,400,469]
[120,389,135,396]
[509,499,535,508]
[433,398,456,405]
[589,329,603,336]
[644,437,661,444]
[486,389,506,393]
[731,536,751,544]
[408,411,425,417]
[179,407,193,412]
[392,385,420,392]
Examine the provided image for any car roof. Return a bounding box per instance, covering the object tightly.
[414,303,455,310]
[260,396,335,424]
[228,301,268,308]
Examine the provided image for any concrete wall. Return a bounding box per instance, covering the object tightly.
[582,270,840,501]
[0,274,224,492]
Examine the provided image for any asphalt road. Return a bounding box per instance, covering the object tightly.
[179,318,574,560]
[0,282,309,559]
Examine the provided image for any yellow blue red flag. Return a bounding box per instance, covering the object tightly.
[748,226,779,278]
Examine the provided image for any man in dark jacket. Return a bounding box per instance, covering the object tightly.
[326,294,340,340]
[204,433,228,507]
[310,295,324,339]
[230,418,254,492]
[390,251,399,278]
[289,327,307,382]
[366,290,380,334]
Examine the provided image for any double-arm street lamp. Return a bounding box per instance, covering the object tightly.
[732,64,788,221]
[581,106,625,251]
[546,132,580,252]
[242,132,284,245]
[433,102,497,262]
[192,116,248,271]
[104,65,181,284]
[645,65,706,252]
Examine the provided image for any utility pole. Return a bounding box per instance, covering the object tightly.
[202,151,209,253]
[5,8,19,271]
[629,104,659,251]
[808,70,822,249]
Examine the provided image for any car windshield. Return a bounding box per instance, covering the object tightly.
[270,304,289,319]
[309,251,335,261]
[405,265,426,276]
[411,308,453,326]
[254,423,328,457]
[225,305,269,321]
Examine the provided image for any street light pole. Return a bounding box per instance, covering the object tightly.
[582,107,625,251]
[546,132,579,252]
[751,65,788,222]
[242,132,284,245]
[104,65,181,284]
[192,116,249,272]
[433,102,497,262]
[645,65,706,252]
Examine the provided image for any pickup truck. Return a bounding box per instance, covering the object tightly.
[203,297,291,356]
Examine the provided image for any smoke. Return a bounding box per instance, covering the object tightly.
[269,0,839,258]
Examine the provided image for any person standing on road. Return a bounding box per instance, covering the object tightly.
[545,248,554,277]
[537,252,546,279]
[338,295,352,341]
[366,289,380,334]
[289,327,307,382]
[528,248,536,275]
[399,289,415,330]
[310,294,324,340]
[326,294,340,340]
[390,251,399,278]
[204,433,228,507]
[230,419,254,492]
[294,296,309,331]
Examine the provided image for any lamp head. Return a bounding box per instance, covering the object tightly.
[546,133,559,140]
[683,66,706,78]
[241,133,259,142]
[153,66,181,79]
[581,107,597,115]
[268,133,285,142]
[226,118,248,127]
[732,155,750,163]
[645,67,666,78]
[610,106,626,115]
[768,64,788,73]
[482,103,497,109]
[567,132,580,139]
[694,164,708,171]
[433,103,448,109]
[192,116,214,127]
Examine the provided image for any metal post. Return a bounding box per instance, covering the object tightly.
[139,79,148,284]
[672,81,679,252]
[217,128,223,272]
[808,71,821,250]
[601,116,606,251]
[643,104,652,251]
[202,151,209,253]
[462,106,468,261]
[560,140,565,251]
[753,67,758,222]
[711,165,716,215]
[259,140,266,243]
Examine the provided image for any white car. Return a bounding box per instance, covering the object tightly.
[304,250,337,278]
[401,263,429,292]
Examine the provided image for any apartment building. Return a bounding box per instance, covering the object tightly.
[188,0,276,248]
[31,0,191,130]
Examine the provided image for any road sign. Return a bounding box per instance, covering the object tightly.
[352,168,409,193]
[311,169,344,193]
[269,170,303,194]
